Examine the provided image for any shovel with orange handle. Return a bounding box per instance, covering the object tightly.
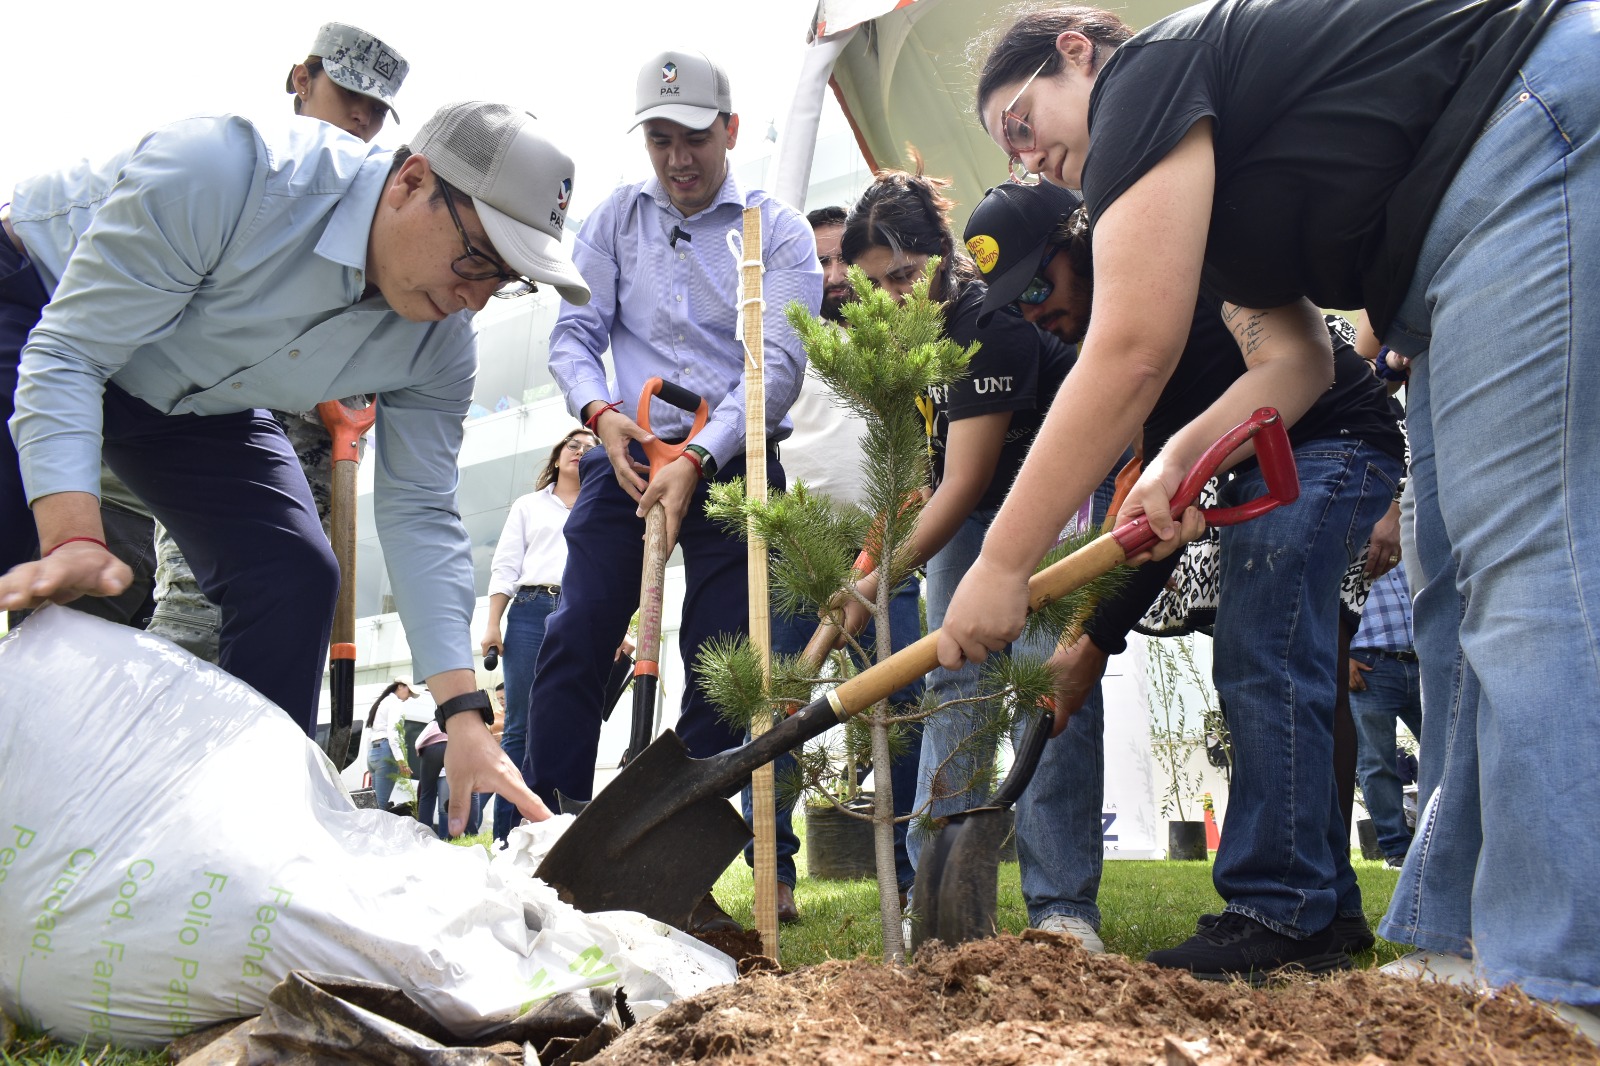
[316,395,377,769]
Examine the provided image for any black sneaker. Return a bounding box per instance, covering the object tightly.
[1197,910,1374,955]
[1332,912,1375,954]
[1148,913,1352,985]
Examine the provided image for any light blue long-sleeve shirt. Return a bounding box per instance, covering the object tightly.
[548,170,820,468]
[7,113,478,681]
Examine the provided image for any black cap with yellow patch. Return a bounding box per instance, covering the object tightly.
[964,182,1082,326]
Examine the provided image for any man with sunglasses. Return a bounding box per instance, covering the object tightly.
[529,49,821,932]
[2,102,586,834]
[965,180,1406,981]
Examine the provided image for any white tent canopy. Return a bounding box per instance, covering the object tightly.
[777,0,1189,231]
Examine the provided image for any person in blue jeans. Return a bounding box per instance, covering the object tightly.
[480,427,596,844]
[1348,564,1422,867]
[365,681,408,810]
[958,174,1405,979]
[837,168,1107,950]
[948,0,1598,1023]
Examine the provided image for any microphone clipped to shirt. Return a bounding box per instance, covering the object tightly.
[669,225,692,249]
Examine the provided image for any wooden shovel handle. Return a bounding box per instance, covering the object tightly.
[829,407,1297,720]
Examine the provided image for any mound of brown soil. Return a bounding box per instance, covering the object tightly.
[589,930,1600,1065]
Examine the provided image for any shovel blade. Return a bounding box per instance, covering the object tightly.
[537,730,753,929]
[910,806,1013,951]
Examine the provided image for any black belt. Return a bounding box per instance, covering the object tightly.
[1367,649,1418,663]
[520,583,561,597]
[657,437,781,459]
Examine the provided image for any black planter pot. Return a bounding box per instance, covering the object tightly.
[805,794,878,880]
[1356,817,1385,861]
[1168,819,1209,861]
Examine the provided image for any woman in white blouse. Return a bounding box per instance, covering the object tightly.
[480,427,596,843]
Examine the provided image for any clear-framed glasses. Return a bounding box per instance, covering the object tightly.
[1002,57,1051,185]
[1016,247,1059,305]
[564,436,597,455]
[438,182,538,299]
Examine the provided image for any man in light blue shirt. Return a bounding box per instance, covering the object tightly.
[527,49,821,929]
[1,101,587,836]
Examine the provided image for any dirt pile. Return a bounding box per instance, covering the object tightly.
[588,930,1600,1065]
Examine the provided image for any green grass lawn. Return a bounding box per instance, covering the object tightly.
[709,843,1411,969]
[2,825,1409,1065]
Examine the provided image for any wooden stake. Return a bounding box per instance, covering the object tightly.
[741,206,778,959]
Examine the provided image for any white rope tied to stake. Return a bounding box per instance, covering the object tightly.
[726,228,766,367]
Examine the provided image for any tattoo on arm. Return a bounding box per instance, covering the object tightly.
[1222,303,1270,360]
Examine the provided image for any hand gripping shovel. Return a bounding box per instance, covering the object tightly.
[316,395,377,769]
[619,378,709,768]
[537,409,1298,930]
[911,406,1299,949]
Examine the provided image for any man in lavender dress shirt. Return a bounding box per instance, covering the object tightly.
[529,48,821,929]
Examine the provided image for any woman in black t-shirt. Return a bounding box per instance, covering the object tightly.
[839,168,1109,947]
[943,0,1599,1018]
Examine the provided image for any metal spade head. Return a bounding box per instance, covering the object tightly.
[910,805,1013,951]
[536,730,754,929]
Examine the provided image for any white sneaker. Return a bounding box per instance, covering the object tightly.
[1545,1001,1600,1046]
[1035,913,1105,953]
[1379,949,1480,986]
[1383,952,1600,1045]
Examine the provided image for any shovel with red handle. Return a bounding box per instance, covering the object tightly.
[537,408,1299,930]
[316,395,377,769]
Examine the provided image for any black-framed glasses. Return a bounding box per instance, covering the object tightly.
[1002,57,1050,186]
[1016,247,1058,306]
[438,182,537,299]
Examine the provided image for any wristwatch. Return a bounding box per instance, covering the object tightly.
[435,689,495,729]
[685,443,718,480]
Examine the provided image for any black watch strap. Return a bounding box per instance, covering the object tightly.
[435,689,494,729]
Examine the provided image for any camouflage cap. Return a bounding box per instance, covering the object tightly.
[286,22,410,122]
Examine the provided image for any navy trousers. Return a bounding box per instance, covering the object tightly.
[522,442,783,809]
[1,243,336,733]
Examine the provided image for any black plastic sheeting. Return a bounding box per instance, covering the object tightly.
[183,971,626,1065]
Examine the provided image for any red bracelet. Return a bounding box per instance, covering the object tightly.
[45,535,110,557]
[681,448,704,479]
[584,400,623,431]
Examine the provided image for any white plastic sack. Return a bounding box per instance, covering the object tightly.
[0,608,735,1049]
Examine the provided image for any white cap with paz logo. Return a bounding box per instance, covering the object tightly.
[410,103,591,306]
[629,49,733,132]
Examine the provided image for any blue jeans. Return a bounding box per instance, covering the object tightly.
[1349,651,1423,861]
[912,507,1107,929]
[494,585,559,842]
[1379,2,1600,1005]
[1211,440,1402,938]
[367,737,400,810]
[744,577,924,889]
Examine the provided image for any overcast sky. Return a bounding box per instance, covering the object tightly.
[4,0,836,219]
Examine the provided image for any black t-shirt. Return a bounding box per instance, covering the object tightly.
[1084,300,1402,653]
[1082,0,1562,331]
[924,281,1075,513]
